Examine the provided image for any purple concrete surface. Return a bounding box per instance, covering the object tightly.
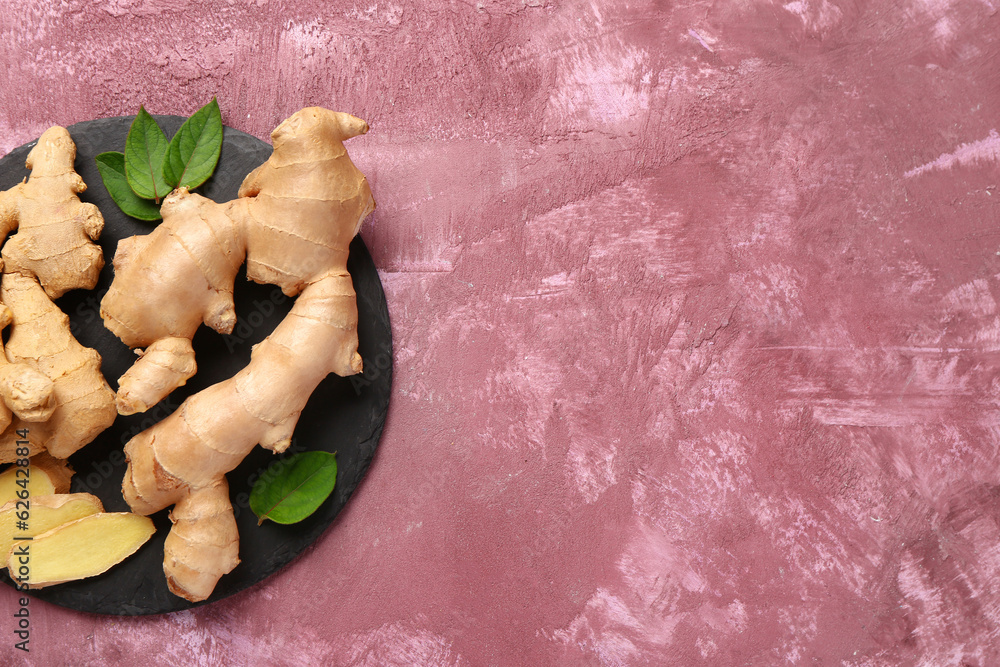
[3,0,1000,664]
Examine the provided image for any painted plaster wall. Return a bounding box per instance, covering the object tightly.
[2,0,1000,664]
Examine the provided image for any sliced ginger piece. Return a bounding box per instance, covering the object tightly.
[0,493,102,565]
[7,512,154,588]
[0,464,58,503]
[0,452,74,503]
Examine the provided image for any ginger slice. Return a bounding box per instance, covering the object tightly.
[7,512,154,588]
[0,452,75,494]
[0,464,58,503]
[0,452,74,505]
[0,493,103,565]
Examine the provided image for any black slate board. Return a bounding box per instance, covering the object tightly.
[0,117,392,615]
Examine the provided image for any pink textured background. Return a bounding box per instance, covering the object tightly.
[2,0,1000,664]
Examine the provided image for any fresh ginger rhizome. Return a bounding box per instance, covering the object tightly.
[0,107,375,603]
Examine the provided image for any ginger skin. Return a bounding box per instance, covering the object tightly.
[0,303,54,434]
[0,127,105,299]
[0,273,117,458]
[0,127,116,461]
[104,108,375,601]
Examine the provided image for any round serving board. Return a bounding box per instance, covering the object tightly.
[0,116,391,615]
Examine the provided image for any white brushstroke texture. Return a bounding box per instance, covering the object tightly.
[906,129,1000,177]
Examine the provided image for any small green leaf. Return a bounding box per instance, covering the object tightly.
[250,451,337,525]
[124,106,170,202]
[95,152,162,221]
[162,98,223,190]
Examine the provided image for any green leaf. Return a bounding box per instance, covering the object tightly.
[162,98,223,190]
[95,152,162,221]
[250,451,337,525]
[124,106,170,202]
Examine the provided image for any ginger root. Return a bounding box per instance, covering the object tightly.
[0,273,117,459]
[103,107,375,601]
[7,512,154,588]
[116,338,196,415]
[0,127,105,299]
[0,304,54,433]
[0,126,116,461]
[163,480,239,601]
